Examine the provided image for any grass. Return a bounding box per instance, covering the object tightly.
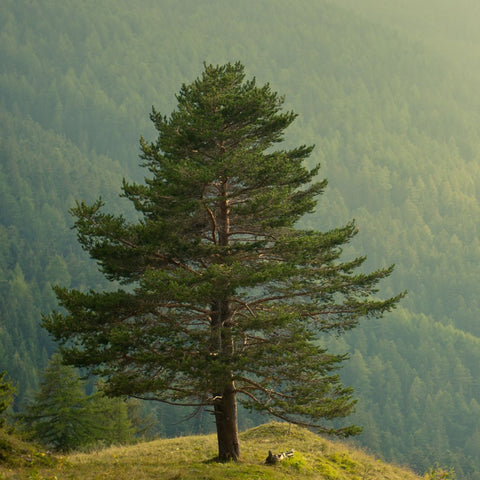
[0,422,423,480]
[0,429,57,474]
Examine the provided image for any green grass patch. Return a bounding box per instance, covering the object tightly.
[0,430,56,469]
[0,423,423,480]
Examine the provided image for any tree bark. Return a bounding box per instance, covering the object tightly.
[212,178,239,461]
[214,381,240,461]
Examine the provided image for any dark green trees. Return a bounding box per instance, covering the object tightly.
[0,372,15,429]
[20,354,134,452]
[21,354,95,452]
[43,62,403,461]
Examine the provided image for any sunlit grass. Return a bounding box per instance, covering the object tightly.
[0,423,423,480]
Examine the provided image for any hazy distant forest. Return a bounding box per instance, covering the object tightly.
[3,0,480,477]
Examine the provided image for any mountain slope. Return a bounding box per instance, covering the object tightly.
[2,0,480,477]
[335,0,480,72]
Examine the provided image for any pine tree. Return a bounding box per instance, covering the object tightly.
[20,354,135,452]
[20,354,94,452]
[43,62,404,461]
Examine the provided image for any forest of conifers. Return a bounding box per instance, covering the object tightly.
[2,0,480,477]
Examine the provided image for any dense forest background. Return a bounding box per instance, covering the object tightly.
[2,0,480,477]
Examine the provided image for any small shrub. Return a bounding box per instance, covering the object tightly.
[424,466,456,480]
[282,452,312,472]
[330,452,358,471]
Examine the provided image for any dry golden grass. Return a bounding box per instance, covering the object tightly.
[0,422,423,480]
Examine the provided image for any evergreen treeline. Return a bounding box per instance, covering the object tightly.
[2,0,480,477]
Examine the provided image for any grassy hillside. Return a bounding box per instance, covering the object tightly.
[0,429,54,470]
[0,423,424,480]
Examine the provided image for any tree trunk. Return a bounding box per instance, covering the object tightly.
[213,180,239,461]
[214,381,240,461]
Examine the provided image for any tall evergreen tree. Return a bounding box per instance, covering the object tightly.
[43,62,404,461]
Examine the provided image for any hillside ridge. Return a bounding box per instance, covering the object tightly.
[1,423,424,479]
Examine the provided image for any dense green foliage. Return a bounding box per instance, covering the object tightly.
[20,354,136,452]
[0,372,15,429]
[2,0,480,476]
